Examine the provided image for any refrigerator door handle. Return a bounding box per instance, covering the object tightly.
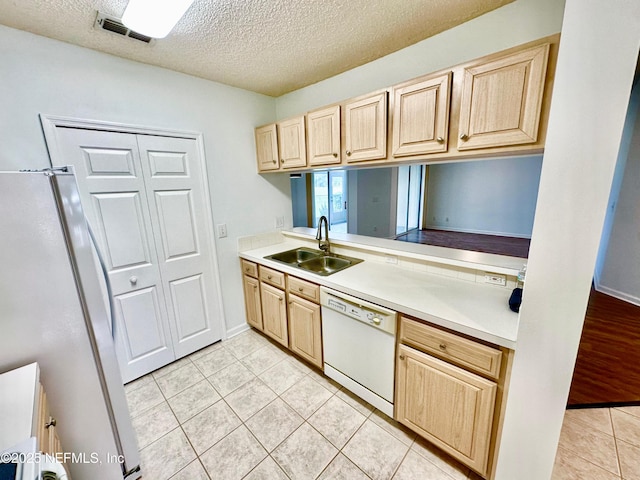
[86,221,117,340]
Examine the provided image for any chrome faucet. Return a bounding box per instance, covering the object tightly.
[316,216,330,253]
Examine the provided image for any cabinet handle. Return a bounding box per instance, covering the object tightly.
[399,354,406,360]
[45,417,57,429]
[436,136,444,143]
[459,133,469,141]
[333,153,338,158]
[346,150,352,156]
[439,343,447,350]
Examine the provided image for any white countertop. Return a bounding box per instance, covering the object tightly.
[239,240,519,348]
[0,363,39,452]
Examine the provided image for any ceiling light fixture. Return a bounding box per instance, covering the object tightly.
[121,0,195,39]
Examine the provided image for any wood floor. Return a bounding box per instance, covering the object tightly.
[394,228,530,258]
[568,288,640,406]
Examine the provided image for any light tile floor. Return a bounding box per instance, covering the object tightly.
[125,328,640,480]
[553,405,640,479]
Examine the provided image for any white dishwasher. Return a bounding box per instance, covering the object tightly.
[320,287,397,417]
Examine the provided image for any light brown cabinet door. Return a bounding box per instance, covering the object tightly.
[288,294,322,368]
[307,105,341,166]
[242,275,263,331]
[278,116,307,169]
[255,123,279,171]
[260,282,288,347]
[392,73,451,157]
[396,344,497,476]
[344,92,388,162]
[457,43,550,150]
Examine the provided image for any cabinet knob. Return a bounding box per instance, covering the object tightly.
[129,276,138,285]
[333,153,338,158]
[399,354,406,360]
[439,343,447,350]
[279,297,283,302]
[346,150,352,156]
[436,136,444,143]
[272,159,277,164]
[298,287,304,292]
[45,417,57,429]
[267,275,272,280]
[459,133,469,141]
[281,159,285,163]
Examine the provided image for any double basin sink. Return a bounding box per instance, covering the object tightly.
[264,247,363,276]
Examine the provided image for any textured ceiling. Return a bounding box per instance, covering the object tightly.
[0,0,513,97]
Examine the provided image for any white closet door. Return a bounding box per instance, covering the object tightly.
[54,128,174,382]
[136,135,222,358]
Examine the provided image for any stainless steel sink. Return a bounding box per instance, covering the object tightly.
[265,247,323,265]
[264,247,363,276]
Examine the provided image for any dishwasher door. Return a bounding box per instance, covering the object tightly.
[320,287,397,416]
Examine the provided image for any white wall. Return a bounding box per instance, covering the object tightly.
[275,0,565,118]
[347,169,396,238]
[426,156,542,237]
[495,1,640,479]
[0,25,290,336]
[596,82,640,305]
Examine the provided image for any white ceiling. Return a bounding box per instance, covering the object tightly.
[0,0,513,97]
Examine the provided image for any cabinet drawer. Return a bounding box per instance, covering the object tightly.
[399,316,502,379]
[241,259,258,278]
[287,276,320,303]
[259,266,286,289]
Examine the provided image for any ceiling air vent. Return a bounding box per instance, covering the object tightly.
[94,12,153,44]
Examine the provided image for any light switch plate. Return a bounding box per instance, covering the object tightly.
[276,216,284,228]
[217,224,227,238]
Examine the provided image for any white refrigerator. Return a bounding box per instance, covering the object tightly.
[0,169,141,479]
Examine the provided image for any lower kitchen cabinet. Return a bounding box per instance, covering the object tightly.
[396,344,496,475]
[395,315,512,479]
[288,293,322,368]
[240,261,323,368]
[260,282,289,347]
[242,275,262,330]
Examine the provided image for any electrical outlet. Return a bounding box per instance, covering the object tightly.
[484,273,506,286]
[385,255,398,265]
[276,216,284,228]
[216,223,227,238]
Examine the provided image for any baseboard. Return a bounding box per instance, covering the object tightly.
[422,225,532,239]
[593,283,640,308]
[567,400,640,409]
[226,323,251,339]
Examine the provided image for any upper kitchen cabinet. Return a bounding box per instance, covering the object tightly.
[456,43,550,151]
[392,73,452,157]
[255,123,279,172]
[254,34,558,173]
[307,105,342,166]
[277,115,307,169]
[343,91,388,163]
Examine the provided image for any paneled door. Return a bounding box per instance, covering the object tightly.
[51,127,222,382]
[136,135,220,358]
